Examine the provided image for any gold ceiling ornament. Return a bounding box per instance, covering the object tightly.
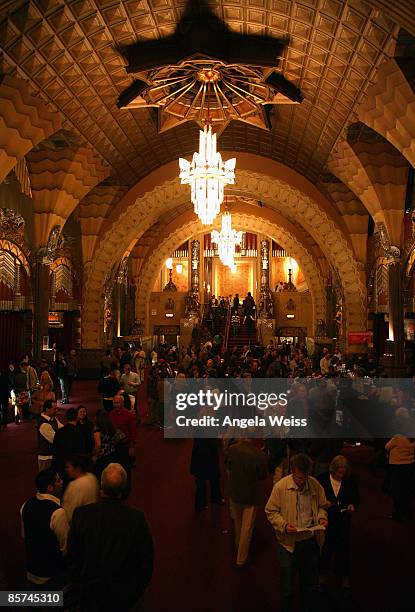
[118,58,301,133]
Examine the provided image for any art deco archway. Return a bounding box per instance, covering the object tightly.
[83,158,366,347]
[134,211,326,335]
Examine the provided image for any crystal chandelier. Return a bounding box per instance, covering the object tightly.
[211,212,242,269]
[179,125,236,225]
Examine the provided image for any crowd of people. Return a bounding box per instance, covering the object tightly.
[14,349,150,610]
[0,319,414,611]
[0,346,78,427]
[205,292,257,333]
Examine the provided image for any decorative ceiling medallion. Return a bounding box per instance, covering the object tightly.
[117,0,303,133]
[118,57,302,132]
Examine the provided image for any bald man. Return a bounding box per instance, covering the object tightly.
[68,463,154,611]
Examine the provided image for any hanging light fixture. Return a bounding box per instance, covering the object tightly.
[211,212,242,269]
[179,125,236,225]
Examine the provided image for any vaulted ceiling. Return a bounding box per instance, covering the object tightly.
[0,0,407,188]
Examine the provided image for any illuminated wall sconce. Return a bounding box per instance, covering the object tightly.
[165,312,174,318]
[176,263,183,274]
[286,314,295,319]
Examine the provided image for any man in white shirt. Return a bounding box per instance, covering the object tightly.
[320,349,331,376]
[21,469,69,586]
[62,456,100,523]
[120,364,140,394]
[120,363,140,413]
[37,400,64,471]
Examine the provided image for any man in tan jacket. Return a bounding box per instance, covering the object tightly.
[265,453,328,612]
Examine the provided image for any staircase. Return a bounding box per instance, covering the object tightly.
[227,318,257,351]
[201,304,229,347]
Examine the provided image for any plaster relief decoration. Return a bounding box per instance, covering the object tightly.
[184,291,200,319]
[117,1,302,133]
[375,263,389,313]
[0,243,30,311]
[39,226,62,265]
[116,257,129,292]
[130,319,144,336]
[165,298,175,318]
[190,239,200,295]
[286,298,296,312]
[377,222,401,265]
[315,319,329,339]
[50,262,78,312]
[0,208,25,237]
[259,291,274,319]
[103,271,115,344]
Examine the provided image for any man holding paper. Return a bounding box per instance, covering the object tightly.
[265,453,328,612]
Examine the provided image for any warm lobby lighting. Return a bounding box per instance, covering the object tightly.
[165,257,173,269]
[211,212,242,269]
[179,125,236,225]
[176,263,183,274]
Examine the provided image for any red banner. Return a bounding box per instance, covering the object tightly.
[348,331,372,344]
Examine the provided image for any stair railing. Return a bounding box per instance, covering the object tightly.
[223,304,232,353]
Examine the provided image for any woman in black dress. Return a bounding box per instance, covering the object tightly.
[318,455,360,591]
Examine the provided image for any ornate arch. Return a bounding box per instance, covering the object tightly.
[135,212,325,334]
[83,162,366,348]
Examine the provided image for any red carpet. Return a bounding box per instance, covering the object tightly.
[0,380,414,611]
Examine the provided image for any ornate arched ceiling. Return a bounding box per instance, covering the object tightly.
[82,161,366,347]
[328,123,409,245]
[0,0,401,185]
[129,197,325,284]
[133,210,327,336]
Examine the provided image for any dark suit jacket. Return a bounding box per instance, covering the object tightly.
[318,471,360,535]
[318,472,360,510]
[190,438,221,480]
[226,441,268,506]
[68,499,154,611]
[52,424,84,476]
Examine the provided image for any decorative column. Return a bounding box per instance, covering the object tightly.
[260,238,270,293]
[33,226,62,360]
[103,272,115,347]
[377,223,405,373]
[184,239,201,319]
[190,239,200,296]
[387,251,405,369]
[203,235,213,302]
[116,258,129,337]
[33,257,51,360]
[258,238,274,344]
[13,261,21,310]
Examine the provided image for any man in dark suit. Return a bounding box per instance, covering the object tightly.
[52,408,84,481]
[68,462,154,611]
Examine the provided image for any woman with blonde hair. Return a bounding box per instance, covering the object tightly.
[30,370,55,419]
[318,455,360,592]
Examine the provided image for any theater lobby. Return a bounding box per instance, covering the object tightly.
[1,1,415,611]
